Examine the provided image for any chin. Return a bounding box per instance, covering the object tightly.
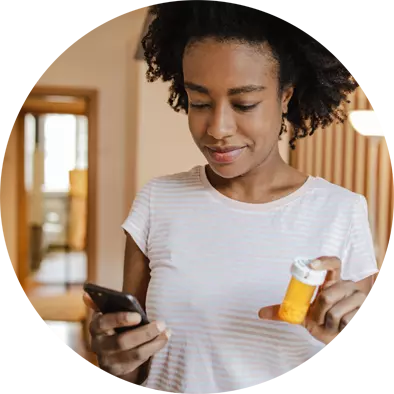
[207,161,249,179]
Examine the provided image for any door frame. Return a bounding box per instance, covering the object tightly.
[17,85,98,287]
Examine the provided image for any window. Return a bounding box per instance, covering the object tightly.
[24,114,36,192]
[76,116,88,170]
[42,114,88,193]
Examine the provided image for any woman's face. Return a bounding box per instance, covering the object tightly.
[182,38,293,179]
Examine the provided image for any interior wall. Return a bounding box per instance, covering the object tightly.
[0,6,288,288]
[135,62,206,191]
[290,87,392,269]
[37,10,147,289]
[1,118,19,273]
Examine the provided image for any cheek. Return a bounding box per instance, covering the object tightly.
[259,99,282,126]
[188,113,206,142]
[240,105,281,145]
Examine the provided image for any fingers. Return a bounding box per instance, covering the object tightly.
[339,308,359,332]
[92,320,170,378]
[117,321,167,350]
[100,330,171,377]
[91,321,167,354]
[258,304,281,321]
[309,281,359,326]
[90,312,142,336]
[310,256,341,288]
[324,292,365,332]
[83,292,99,312]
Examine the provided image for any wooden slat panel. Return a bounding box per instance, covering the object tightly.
[362,92,373,201]
[296,138,307,173]
[364,138,371,203]
[377,140,390,268]
[388,154,394,250]
[305,132,314,175]
[333,121,344,186]
[387,169,392,268]
[343,92,356,190]
[347,91,360,192]
[323,124,334,182]
[366,139,377,209]
[376,140,381,220]
[290,85,393,270]
[314,127,324,177]
[353,133,367,194]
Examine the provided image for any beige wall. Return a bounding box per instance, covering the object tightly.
[134,61,289,190]
[135,62,206,190]
[1,118,19,273]
[18,9,289,289]
[38,10,147,289]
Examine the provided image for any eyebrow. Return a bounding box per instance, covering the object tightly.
[184,82,266,96]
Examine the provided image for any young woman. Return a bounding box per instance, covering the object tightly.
[84,2,378,392]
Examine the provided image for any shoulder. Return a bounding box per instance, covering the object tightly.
[140,166,203,194]
[307,177,368,221]
[128,166,204,222]
[307,176,365,210]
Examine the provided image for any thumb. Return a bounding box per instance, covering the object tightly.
[258,304,281,321]
[82,292,99,312]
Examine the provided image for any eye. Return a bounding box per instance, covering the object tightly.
[190,103,211,109]
[233,103,260,112]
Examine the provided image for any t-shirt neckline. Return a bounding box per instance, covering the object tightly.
[199,165,315,212]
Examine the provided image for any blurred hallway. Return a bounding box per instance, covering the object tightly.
[34,250,86,285]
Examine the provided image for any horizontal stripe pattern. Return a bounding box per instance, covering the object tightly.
[122,166,378,393]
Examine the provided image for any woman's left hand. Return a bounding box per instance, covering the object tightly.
[258,256,371,344]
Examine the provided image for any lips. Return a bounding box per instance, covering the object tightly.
[207,146,244,153]
[206,145,246,164]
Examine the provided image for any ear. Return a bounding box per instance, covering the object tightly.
[281,86,294,114]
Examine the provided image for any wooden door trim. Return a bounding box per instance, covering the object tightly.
[16,115,28,284]
[17,85,98,286]
[22,97,87,115]
[29,86,98,98]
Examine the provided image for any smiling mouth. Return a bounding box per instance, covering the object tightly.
[207,146,245,152]
[205,146,246,164]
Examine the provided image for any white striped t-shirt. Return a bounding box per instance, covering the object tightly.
[122,165,378,393]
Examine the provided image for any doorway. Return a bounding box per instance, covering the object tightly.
[19,86,98,291]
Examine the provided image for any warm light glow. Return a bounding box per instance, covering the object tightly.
[349,110,383,137]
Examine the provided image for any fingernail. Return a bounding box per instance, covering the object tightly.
[310,259,321,269]
[164,328,172,339]
[156,321,167,332]
[128,313,142,323]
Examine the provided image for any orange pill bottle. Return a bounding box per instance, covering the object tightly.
[278,258,327,324]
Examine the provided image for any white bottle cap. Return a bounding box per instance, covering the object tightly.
[291,258,327,286]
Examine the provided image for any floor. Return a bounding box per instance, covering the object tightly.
[46,321,97,365]
[33,250,87,285]
[25,285,91,366]
[25,250,96,365]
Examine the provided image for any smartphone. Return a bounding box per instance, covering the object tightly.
[84,282,149,333]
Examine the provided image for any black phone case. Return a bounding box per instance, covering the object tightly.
[84,283,149,333]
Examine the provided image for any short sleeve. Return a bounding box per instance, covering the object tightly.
[341,195,379,281]
[121,181,153,257]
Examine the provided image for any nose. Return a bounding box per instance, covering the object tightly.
[206,103,237,140]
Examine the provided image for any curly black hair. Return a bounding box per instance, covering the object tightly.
[142,1,358,149]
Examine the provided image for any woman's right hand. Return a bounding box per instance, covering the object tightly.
[83,293,171,381]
